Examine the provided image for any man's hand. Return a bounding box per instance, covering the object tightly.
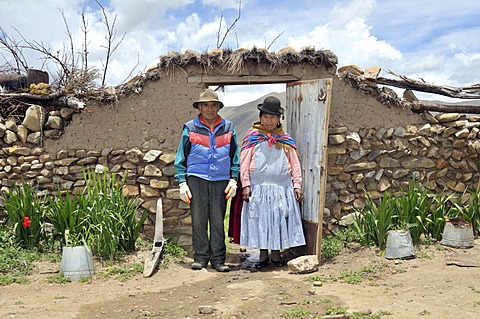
[224,179,238,200]
[179,182,192,204]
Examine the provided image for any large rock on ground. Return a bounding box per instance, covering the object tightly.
[287,255,319,274]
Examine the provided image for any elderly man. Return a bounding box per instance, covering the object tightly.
[174,88,240,272]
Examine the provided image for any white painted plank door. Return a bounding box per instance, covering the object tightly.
[286,79,332,257]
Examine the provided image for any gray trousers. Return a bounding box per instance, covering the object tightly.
[187,176,228,266]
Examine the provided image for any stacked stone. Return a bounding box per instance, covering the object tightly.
[0,103,194,247]
[0,144,190,243]
[0,105,77,145]
[326,112,480,227]
[3,102,480,246]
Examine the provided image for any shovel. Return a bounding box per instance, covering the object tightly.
[143,198,165,277]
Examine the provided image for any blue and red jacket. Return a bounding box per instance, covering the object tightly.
[174,115,240,183]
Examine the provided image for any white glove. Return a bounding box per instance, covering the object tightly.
[179,182,192,204]
[224,179,238,200]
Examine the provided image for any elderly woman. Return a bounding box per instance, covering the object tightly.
[240,96,305,268]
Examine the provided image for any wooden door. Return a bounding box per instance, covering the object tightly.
[286,79,332,258]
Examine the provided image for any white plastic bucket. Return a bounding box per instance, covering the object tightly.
[60,245,95,280]
[441,221,474,248]
[385,230,415,259]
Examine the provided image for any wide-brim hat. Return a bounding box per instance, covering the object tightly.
[193,89,224,109]
[257,96,284,115]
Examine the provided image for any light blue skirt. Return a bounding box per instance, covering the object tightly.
[240,143,306,250]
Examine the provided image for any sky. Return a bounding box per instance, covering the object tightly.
[1,0,479,106]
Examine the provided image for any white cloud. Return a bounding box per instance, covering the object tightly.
[216,84,284,107]
[328,0,377,29]
[453,48,480,68]
[109,0,194,31]
[201,0,246,10]
[287,17,402,70]
[2,0,480,105]
[404,54,447,74]
[175,13,221,52]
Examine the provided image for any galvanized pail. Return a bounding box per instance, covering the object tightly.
[441,221,474,248]
[385,230,415,259]
[60,245,95,280]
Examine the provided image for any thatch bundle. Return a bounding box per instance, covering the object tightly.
[339,71,410,109]
[158,46,338,74]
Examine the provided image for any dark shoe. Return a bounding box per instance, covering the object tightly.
[272,259,286,267]
[255,257,270,269]
[213,263,230,272]
[191,261,207,270]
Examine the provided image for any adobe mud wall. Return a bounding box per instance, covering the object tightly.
[329,78,425,130]
[43,73,203,153]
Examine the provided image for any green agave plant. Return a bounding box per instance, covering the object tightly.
[352,192,395,249]
[1,184,50,249]
[46,169,149,260]
[351,179,480,248]
[393,180,433,244]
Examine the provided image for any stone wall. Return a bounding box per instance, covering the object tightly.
[0,98,196,248]
[3,49,478,254]
[0,50,336,254]
[4,104,478,252]
[325,112,480,230]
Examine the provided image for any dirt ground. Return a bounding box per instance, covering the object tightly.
[2,239,480,319]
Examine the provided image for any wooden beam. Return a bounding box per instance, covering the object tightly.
[411,102,480,114]
[376,70,480,99]
[187,75,301,85]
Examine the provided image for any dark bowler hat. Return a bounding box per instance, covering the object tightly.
[257,96,284,115]
[193,89,224,109]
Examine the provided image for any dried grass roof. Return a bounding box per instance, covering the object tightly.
[158,46,338,73]
[338,69,409,109]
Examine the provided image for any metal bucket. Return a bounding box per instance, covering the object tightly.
[385,230,415,259]
[60,245,95,280]
[441,221,474,248]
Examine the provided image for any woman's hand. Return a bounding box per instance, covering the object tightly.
[294,188,303,202]
[242,186,251,202]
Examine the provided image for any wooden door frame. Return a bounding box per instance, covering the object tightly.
[286,79,332,260]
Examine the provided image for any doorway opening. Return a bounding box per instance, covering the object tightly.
[215,83,286,142]
[209,79,332,257]
[214,83,285,107]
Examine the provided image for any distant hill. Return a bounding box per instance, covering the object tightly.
[220,93,480,143]
[219,92,286,143]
